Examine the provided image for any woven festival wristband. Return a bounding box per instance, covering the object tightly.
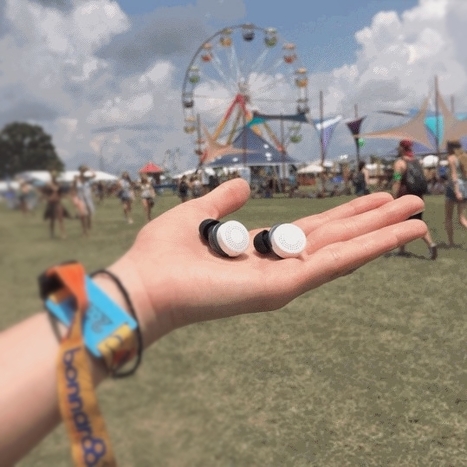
[39,261,128,467]
[39,262,143,466]
[39,262,142,376]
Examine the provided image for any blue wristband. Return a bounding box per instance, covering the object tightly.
[45,275,138,359]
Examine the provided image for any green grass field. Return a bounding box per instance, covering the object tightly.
[2,191,467,466]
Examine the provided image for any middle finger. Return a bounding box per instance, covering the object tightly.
[294,192,393,236]
[305,194,425,253]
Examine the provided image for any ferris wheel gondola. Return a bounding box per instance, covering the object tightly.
[181,24,310,165]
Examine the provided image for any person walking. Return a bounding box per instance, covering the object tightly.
[71,165,96,236]
[392,139,438,259]
[139,173,156,222]
[178,175,189,203]
[353,160,370,196]
[42,170,69,239]
[190,175,203,198]
[444,140,467,246]
[17,179,33,215]
[118,171,134,224]
[96,180,105,204]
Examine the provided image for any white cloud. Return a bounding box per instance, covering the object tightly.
[140,61,174,86]
[317,0,467,147]
[1,0,467,173]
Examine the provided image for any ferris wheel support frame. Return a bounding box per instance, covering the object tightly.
[182,23,310,168]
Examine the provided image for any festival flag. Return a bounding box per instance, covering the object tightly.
[313,115,342,157]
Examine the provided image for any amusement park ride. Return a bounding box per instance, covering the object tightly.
[182,29,467,181]
[181,24,310,169]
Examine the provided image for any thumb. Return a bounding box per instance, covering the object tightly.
[196,178,251,219]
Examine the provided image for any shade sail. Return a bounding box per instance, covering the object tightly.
[360,97,434,150]
[440,90,467,146]
[444,119,467,144]
[369,93,467,152]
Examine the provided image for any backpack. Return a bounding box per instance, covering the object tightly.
[404,158,427,195]
[178,180,188,196]
[353,171,365,189]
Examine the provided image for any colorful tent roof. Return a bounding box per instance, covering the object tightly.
[139,162,164,173]
[205,127,298,167]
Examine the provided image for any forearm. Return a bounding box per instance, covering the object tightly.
[392,180,401,198]
[0,312,107,465]
[0,256,170,465]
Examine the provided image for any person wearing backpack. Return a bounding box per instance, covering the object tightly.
[353,160,370,196]
[178,175,190,203]
[392,139,438,260]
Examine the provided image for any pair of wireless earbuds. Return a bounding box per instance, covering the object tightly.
[199,219,306,259]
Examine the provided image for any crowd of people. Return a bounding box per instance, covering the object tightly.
[5,168,163,238]
[177,172,221,201]
[3,138,467,253]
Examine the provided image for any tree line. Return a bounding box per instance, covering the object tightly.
[0,122,64,178]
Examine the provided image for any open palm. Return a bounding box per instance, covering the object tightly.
[113,178,426,344]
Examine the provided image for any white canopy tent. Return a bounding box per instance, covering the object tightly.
[422,155,439,168]
[173,166,251,185]
[297,163,324,174]
[17,170,118,184]
[0,181,20,193]
[172,167,216,180]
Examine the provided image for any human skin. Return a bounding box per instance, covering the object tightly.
[0,178,427,465]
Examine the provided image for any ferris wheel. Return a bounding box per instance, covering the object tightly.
[181,24,309,165]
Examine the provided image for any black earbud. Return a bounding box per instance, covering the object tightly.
[199,218,250,257]
[253,223,306,258]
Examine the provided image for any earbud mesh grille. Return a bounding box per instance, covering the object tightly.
[270,223,306,258]
[224,223,249,251]
[218,221,249,256]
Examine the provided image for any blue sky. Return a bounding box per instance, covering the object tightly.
[117,0,419,72]
[1,0,466,173]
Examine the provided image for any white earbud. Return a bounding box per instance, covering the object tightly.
[199,219,249,257]
[253,223,306,258]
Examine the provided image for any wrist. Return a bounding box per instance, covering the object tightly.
[93,254,173,349]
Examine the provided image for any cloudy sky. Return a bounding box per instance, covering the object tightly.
[1,0,466,174]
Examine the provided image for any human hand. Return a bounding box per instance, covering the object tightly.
[102,178,427,347]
